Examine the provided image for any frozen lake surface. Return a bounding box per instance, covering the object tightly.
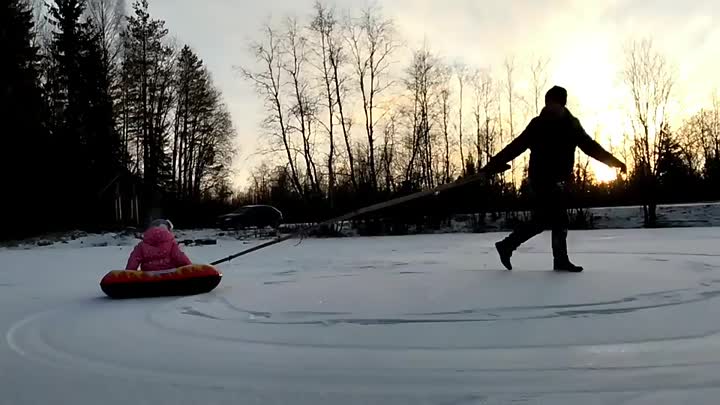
[2,227,720,404]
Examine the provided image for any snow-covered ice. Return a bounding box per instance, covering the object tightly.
[2,228,720,404]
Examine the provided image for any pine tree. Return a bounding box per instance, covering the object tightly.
[47,0,122,225]
[121,0,175,216]
[0,0,51,238]
[80,20,122,190]
[173,45,205,198]
[48,0,85,154]
[656,132,700,202]
[173,45,234,201]
[46,0,91,226]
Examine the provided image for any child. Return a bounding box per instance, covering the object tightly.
[126,219,192,271]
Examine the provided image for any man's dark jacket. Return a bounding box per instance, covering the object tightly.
[487,107,623,184]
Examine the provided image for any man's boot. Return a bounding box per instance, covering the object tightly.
[551,227,582,272]
[553,257,584,272]
[495,240,514,271]
[495,221,545,271]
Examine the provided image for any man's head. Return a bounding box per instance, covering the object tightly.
[544,86,568,115]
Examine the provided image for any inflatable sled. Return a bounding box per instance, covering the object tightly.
[100,264,222,299]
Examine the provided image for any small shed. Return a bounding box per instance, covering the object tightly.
[98,170,143,227]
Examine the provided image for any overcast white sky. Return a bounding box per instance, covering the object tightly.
[144,0,720,187]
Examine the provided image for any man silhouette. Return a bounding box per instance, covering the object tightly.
[484,86,626,272]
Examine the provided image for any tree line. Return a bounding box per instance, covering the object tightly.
[238,2,720,229]
[2,0,235,239]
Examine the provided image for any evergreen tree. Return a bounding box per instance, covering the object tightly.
[47,0,122,225]
[656,133,700,202]
[120,0,175,217]
[47,0,85,152]
[704,156,720,199]
[47,0,92,227]
[0,0,51,238]
[81,20,123,188]
[122,0,174,219]
[173,45,204,198]
[173,45,234,201]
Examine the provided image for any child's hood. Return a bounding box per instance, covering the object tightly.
[142,226,175,247]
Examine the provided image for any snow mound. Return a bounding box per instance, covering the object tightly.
[2,228,278,250]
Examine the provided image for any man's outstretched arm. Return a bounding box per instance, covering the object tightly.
[484,119,535,172]
[574,120,627,173]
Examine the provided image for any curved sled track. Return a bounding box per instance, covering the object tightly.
[4,229,720,404]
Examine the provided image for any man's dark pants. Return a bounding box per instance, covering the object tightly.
[499,180,570,261]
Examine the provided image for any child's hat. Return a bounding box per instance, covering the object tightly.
[148,218,174,231]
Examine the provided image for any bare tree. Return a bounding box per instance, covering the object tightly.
[702,94,720,186]
[239,24,303,196]
[504,57,516,137]
[381,112,397,191]
[454,63,468,176]
[676,116,702,175]
[495,70,505,183]
[346,4,397,190]
[483,76,500,167]
[310,1,338,202]
[471,69,497,168]
[704,94,720,167]
[87,0,125,67]
[471,70,483,169]
[439,64,452,183]
[284,17,320,194]
[403,45,441,188]
[249,162,273,203]
[681,93,720,177]
[699,94,720,171]
[402,71,421,184]
[503,56,520,186]
[318,8,355,191]
[622,38,675,226]
[529,55,550,115]
[332,76,356,191]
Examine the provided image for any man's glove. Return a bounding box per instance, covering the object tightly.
[618,162,627,174]
[482,160,512,175]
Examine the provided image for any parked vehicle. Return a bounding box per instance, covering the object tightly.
[217,205,283,230]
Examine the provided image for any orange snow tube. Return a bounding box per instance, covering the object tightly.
[100,264,222,299]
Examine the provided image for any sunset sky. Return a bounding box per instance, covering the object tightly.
[146,0,720,187]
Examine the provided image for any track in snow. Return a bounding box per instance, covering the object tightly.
[3,228,720,404]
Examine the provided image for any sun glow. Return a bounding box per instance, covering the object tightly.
[549,34,631,184]
[591,161,621,183]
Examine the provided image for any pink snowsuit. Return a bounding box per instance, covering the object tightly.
[125,226,192,271]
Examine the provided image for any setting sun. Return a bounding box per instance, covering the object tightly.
[591,161,621,183]
[547,32,633,183]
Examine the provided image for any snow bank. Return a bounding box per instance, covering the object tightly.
[415,201,720,234]
[4,202,720,249]
[1,228,277,250]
